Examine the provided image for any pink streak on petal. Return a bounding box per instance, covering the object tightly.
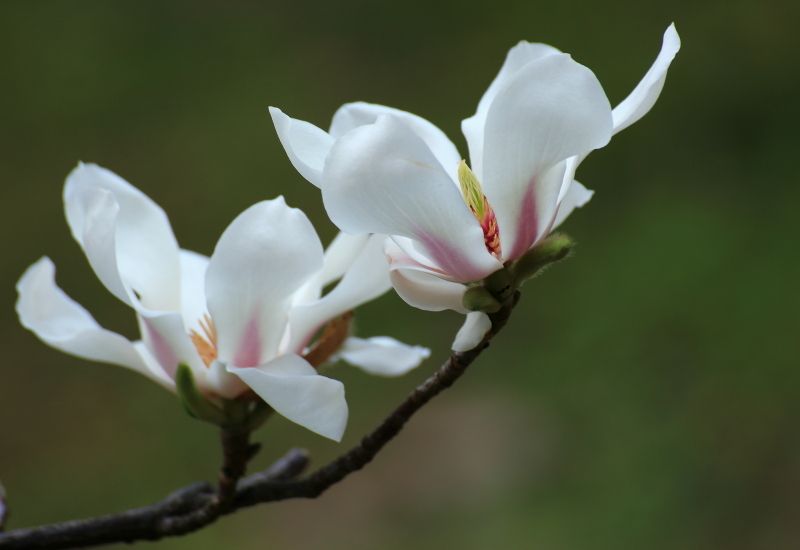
[143,319,179,379]
[387,244,450,278]
[416,232,492,283]
[234,314,262,367]
[506,180,539,262]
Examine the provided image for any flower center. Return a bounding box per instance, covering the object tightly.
[189,313,218,367]
[458,160,502,258]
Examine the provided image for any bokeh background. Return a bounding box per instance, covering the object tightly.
[2,1,799,548]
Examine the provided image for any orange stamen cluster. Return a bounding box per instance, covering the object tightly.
[189,313,218,367]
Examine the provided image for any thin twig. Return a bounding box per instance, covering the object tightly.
[0,293,518,549]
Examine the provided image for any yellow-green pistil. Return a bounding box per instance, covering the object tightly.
[458,160,501,258]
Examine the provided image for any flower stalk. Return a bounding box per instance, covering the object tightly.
[216,428,260,508]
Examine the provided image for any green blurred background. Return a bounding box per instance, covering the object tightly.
[1,1,799,548]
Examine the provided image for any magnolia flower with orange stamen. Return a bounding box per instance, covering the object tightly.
[16,164,429,441]
[270,24,680,351]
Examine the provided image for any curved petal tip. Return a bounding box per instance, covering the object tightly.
[451,311,491,352]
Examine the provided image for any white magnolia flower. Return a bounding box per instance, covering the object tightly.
[270,25,680,351]
[16,164,429,441]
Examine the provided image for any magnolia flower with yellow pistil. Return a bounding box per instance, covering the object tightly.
[16,164,429,441]
[269,25,680,350]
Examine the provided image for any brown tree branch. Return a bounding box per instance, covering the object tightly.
[0,293,518,549]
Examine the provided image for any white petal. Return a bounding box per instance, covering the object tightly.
[556,155,580,204]
[329,102,462,181]
[63,163,180,311]
[481,54,612,260]
[388,267,468,313]
[292,233,372,308]
[383,236,450,275]
[68,187,130,305]
[555,26,680,204]
[451,311,491,352]
[205,360,250,399]
[322,115,502,282]
[319,233,371,288]
[136,311,200,380]
[337,336,430,377]
[228,354,347,441]
[16,257,171,387]
[288,234,390,352]
[553,180,594,229]
[462,41,561,179]
[206,198,324,366]
[178,249,210,334]
[612,24,680,135]
[491,159,569,261]
[132,342,177,390]
[269,107,334,188]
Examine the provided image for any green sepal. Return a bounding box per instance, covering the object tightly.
[511,232,575,285]
[175,363,228,426]
[462,286,502,313]
[483,267,514,302]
